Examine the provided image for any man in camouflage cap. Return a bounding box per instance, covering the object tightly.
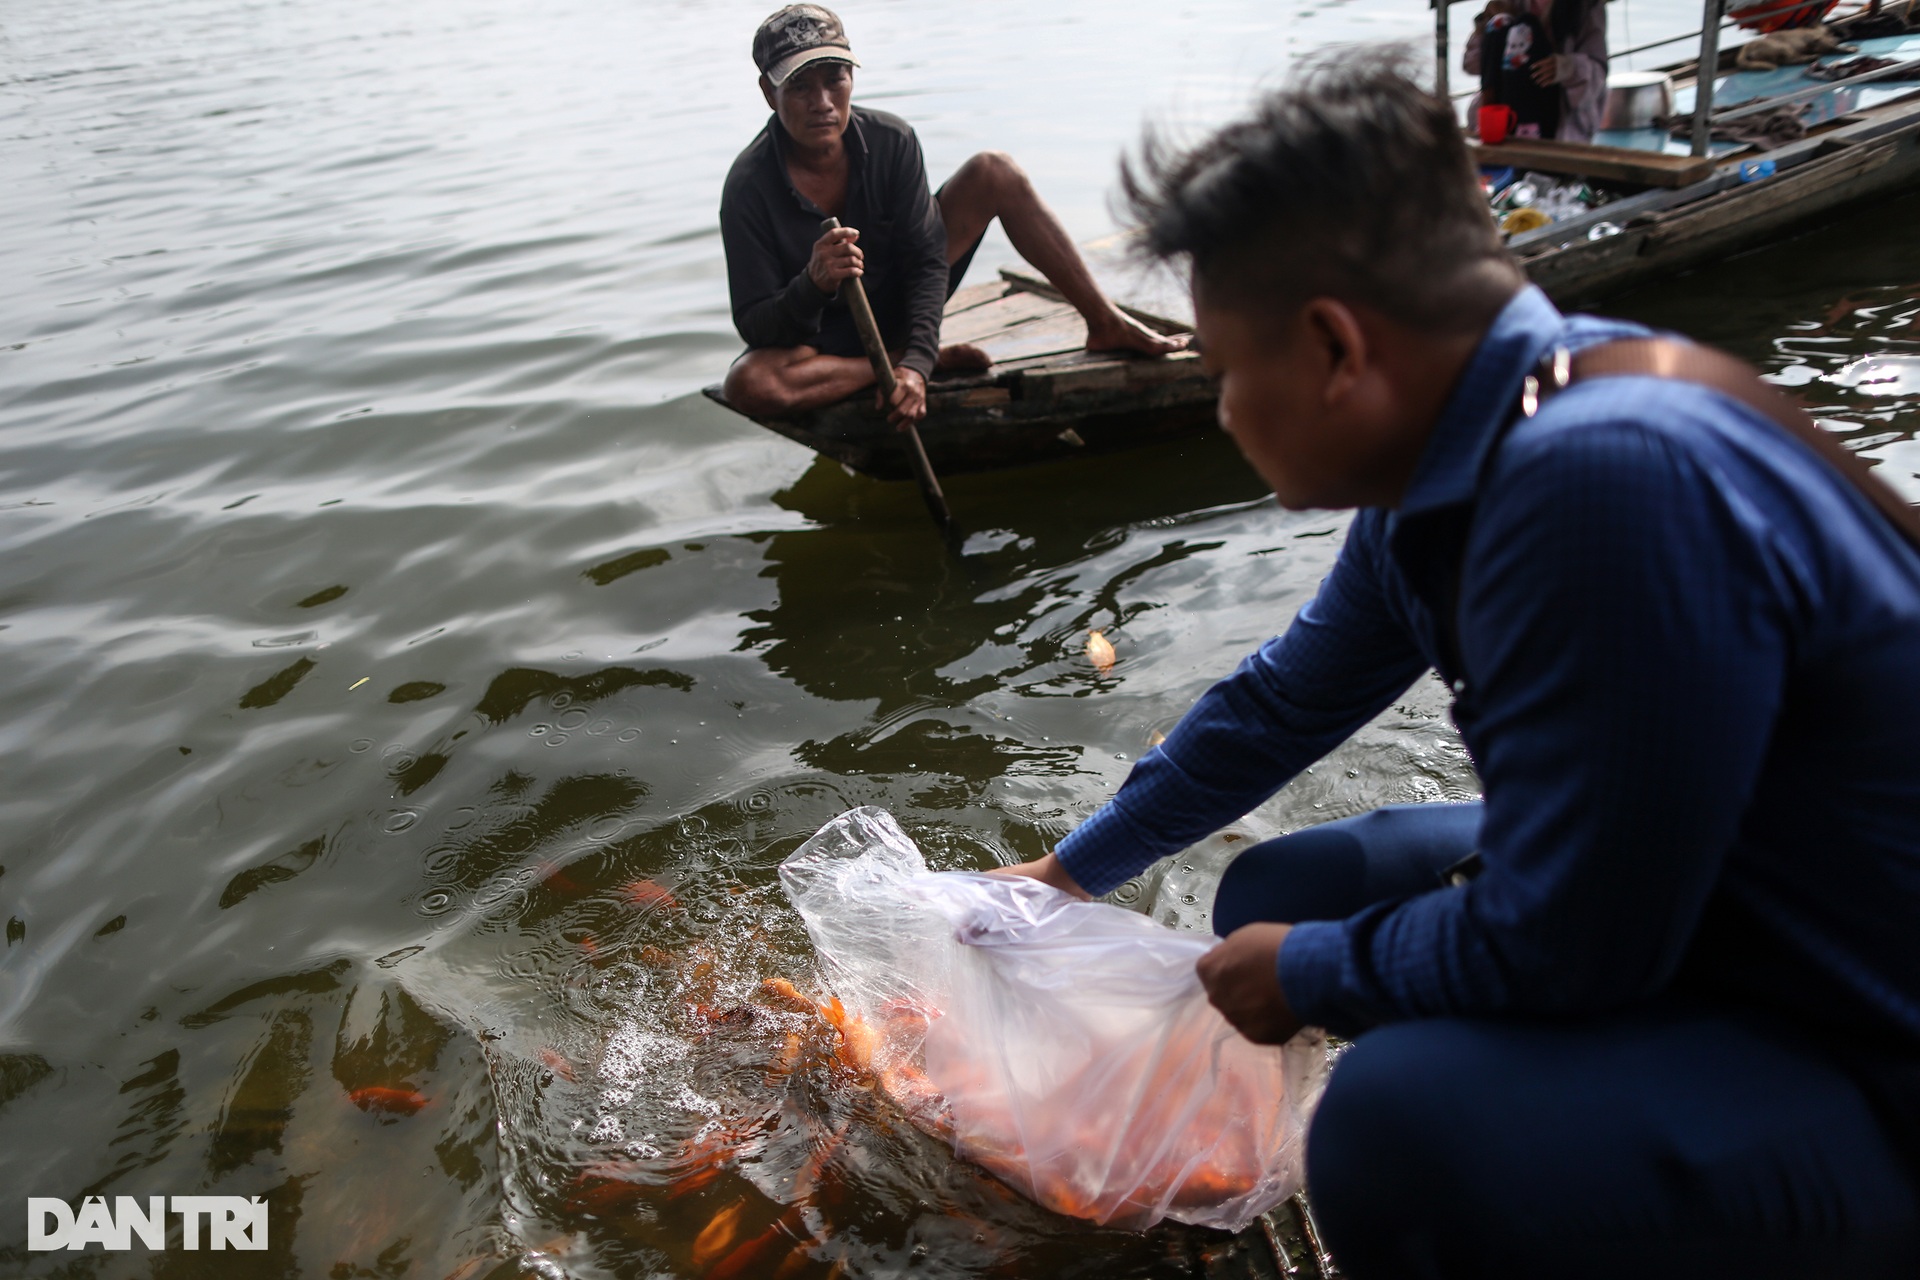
[719,5,1183,427]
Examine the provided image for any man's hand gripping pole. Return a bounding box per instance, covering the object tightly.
[819,216,951,530]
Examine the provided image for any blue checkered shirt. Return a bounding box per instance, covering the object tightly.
[1056,287,1920,1047]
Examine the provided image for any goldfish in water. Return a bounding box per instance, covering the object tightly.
[760,976,814,1012]
[536,860,592,897]
[706,1205,812,1280]
[758,979,950,1136]
[563,1163,649,1216]
[347,1085,428,1115]
[767,1031,805,1083]
[691,1197,750,1270]
[661,1112,771,1200]
[622,878,678,910]
[1086,630,1116,673]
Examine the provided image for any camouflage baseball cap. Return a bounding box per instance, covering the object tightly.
[752,5,861,87]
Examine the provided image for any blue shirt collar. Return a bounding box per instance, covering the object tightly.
[1396,285,1565,519]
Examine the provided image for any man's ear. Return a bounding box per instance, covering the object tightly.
[1301,297,1368,409]
[759,73,776,110]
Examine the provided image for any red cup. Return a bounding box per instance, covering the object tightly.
[1478,104,1516,145]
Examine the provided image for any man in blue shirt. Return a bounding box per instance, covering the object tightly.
[993,52,1920,1277]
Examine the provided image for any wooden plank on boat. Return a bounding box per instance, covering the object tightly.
[943,280,1015,319]
[1020,360,1130,400]
[1470,138,1717,188]
[999,267,1192,335]
[939,290,1076,344]
[1631,139,1899,250]
[973,311,1089,363]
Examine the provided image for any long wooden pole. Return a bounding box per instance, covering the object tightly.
[820,217,952,530]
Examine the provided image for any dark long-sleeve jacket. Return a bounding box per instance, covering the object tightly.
[1464,0,1609,141]
[1056,287,1920,1060]
[719,107,947,380]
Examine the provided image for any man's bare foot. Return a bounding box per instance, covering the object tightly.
[936,342,994,373]
[1085,310,1189,357]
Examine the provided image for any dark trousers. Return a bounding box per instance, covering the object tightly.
[1213,803,1920,1280]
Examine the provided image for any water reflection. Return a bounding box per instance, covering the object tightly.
[1,0,1915,1273]
[747,435,1268,712]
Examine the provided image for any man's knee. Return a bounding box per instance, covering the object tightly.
[722,352,797,416]
[956,149,1031,203]
[1212,825,1369,935]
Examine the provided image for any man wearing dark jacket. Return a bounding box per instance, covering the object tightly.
[719,5,1180,428]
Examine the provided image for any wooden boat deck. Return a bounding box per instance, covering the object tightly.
[704,275,1213,482]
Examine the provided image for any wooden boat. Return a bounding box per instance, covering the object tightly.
[703,276,1211,482]
[1490,0,1920,303]
[708,0,1920,480]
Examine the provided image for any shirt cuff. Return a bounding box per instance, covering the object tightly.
[1054,800,1154,898]
[1276,919,1349,1031]
[794,271,831,306]
[898,347,936,381]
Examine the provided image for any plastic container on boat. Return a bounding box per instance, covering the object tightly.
[1601,71,1675,130]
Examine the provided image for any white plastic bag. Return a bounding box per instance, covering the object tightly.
[780,806,1325,1232]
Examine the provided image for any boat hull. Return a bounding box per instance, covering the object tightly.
[706,306,1217,480]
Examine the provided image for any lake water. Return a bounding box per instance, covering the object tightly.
[3,1,1917,1276]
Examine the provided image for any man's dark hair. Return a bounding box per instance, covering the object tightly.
[1121,47,1520,330]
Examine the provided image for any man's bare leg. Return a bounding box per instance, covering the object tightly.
[722,345,874,417]
[939,151,1186,357]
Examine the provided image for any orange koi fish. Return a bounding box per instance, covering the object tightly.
[537,860,592,897]
[758,978,951,1135]
[564,1163,648,1216]
[760,977,814,1012]
[1086,629,1117,673]
[706,1205,810,1280]
[622,878,678,910]
[348,1085,428,1115]
[691,1198,750,1270]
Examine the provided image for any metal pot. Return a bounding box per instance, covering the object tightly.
[1601,71,1675,130]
